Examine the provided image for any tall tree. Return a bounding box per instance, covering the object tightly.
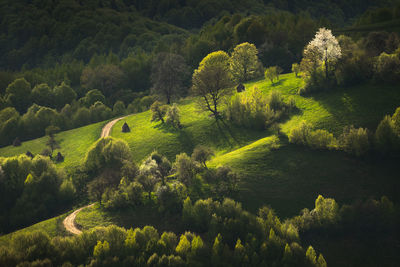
[191,51,234,119]
[151,53,189,104]
[5,78,31,113]
[230,42,260,83]
[305,28,342,80]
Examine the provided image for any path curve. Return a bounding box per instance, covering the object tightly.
[63,116,127,235]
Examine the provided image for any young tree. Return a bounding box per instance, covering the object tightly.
[264,66,277,83]
[165,104,181,128]
[230,42,260,83]
[151,53,189,104]
[291,63,300,77]
[191,146,214,169]
[192,51,234,120]
[150,101,167,123]
[173,153,197,186]
[305,28,342,80]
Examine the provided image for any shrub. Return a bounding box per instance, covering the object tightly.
[225,87,291,130]
[375,115,399,153]
[288,121,312,145]
[150,101,167,123]
[292,63,300,77]
[307,129,337,150]
[191,146,214,169]
[173,153,197,186]
[373,52,400,84]
[339,126,370,156]
[165,104,181,128]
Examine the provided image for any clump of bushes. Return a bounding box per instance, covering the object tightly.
[289,121,337,150]
[225,87,295,130]
[339,126,370,156]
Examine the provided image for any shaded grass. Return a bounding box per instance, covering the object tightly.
[210,136,400,218]
[0,121,106,171]
[0,213,69,245]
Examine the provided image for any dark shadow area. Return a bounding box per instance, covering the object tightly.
[311,83,400,134]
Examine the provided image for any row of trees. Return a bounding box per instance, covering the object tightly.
[299,28,400,94]
[0,197,327,267]
[288,106,400,156]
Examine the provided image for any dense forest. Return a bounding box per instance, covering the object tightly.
[1,0,400,266]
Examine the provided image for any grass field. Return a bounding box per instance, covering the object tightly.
[75,203,183,234]
[0,121,106,170]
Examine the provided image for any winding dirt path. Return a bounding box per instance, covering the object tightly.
[63,116,127,235]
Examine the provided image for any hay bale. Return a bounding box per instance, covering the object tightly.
[122,122,131,133]
[55,152,64,162]
[236,83,245,92]
[13,137,21,147]
[26,151,34,158]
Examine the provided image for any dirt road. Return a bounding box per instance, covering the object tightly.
[100,116,126,138]
[63,204,95,235]
[63,116,127,235]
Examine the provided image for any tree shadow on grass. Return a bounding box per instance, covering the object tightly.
[271,78,287,87]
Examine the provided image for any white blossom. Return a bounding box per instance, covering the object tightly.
[306,28,342,63]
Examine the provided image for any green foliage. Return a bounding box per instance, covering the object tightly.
[5,78,31,113]
[192,51,234,119]
[225,87,290,130]
[191,145,214,169]
[288,121,313,145]
[113,101,126,116]
[230,42,261,83]
[173,153,197,187]
[307,129,337,150]
[373,52,400,84]
[375,115,399,153]
[150,101,167,123]
[165,104,182,128]
[339,125,370,156]
[53,82,77,110]
[264,66,282,84]
[150,53,189,104]
[84,137,132,175]
[0,155,70,233]
[292,63,300,77]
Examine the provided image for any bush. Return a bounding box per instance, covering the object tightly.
[375,115,399,153]
[225,87,291,130]
[307,129,337,150]
[339,126,370,156]
[165,104,181,128]
[373,52,400,84]
[288,121,312,145]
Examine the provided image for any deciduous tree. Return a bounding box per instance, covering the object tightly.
[192,51,234,119]
[230,42,260,83]
[151,53,189,104]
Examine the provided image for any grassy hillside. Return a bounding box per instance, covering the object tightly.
[111,99,266,162]
[0,121,106,170]
[1,73,399,217]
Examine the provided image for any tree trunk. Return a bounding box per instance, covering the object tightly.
[325,48,329,81]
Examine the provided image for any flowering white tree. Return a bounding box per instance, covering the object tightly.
[304,28,342,79]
